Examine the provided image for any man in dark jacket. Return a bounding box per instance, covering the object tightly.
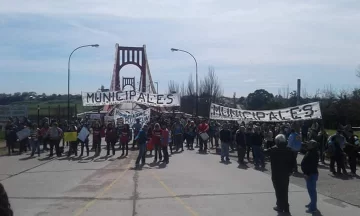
[236,126,246,164]
[219,124,232,162]
[301,140,319,213]
[5,120,17,155]
[268,134,294,214]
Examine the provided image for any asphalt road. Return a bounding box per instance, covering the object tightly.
[227,149,360,207]
[1,143,359,216]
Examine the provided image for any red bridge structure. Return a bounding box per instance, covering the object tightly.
[104,44,156,112]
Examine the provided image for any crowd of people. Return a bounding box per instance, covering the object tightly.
[2,115,360,214]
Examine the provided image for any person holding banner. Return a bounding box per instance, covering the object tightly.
[18,123,31,155]
[79,124,90,157]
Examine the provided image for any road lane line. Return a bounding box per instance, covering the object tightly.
[73,163,132,216]
[151,172,199,216]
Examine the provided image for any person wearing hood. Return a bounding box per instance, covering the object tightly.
[301,140,319,213]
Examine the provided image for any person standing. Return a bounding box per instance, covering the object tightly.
[268,134,294,214]
[245,127,253,161]
[67,124,78,157]
[45,122,63,157]
[287,129,302,173]
[301,140,319,214]
[198,119,209,153]
[347,131,360,176]
[132,119,142,149]
[29,123,41,157]
[40,122,49,151]
[0,183,13,216]
[172,119,184,152]
[317,129,328,164]
[92,122,102,156]
[105,123,117,156]
[219,124,232,162]
[236,126,246,164]
[328,131,347,175]
[120,124,131,157]
[152,123,163,162]
[135,124,148,169]
[252,127,265,169]
[79,124,90,157]
[5,120,16,156]
[185,121,196,150]
[161,124,170,164]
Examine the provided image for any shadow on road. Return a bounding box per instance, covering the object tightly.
[38,156,54,161]
[19,155,34,161]
[237,164,249,170]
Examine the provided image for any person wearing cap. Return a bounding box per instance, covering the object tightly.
[301,140,319,213]
[268,134,294,213]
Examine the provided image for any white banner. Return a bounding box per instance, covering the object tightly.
[114,109,151,126]
[210,102,322,122]
[78,127,90,142]
[82,90,179,107]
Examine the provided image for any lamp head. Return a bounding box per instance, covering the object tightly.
[92,44,100,47]
[171,48,178,52]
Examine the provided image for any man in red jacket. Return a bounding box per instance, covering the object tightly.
[198,119,209,152]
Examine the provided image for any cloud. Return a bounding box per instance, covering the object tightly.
[243,79,256,83]
[0,0,360,96]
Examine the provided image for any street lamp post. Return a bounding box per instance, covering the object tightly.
[67,44,99,123]
[154,81,159,94]
[170,48,198,116]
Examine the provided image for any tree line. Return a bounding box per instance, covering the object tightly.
[169,67,360,129]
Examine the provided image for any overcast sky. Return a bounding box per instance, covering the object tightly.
[0,0,360,97]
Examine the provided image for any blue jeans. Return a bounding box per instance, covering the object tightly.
[136,144,146,165]
[30,140,40,156]
[306,174,318,211]
[221,142,230,160]
[252,145,264,167]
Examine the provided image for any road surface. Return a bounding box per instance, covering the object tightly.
[0,145,359,216]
